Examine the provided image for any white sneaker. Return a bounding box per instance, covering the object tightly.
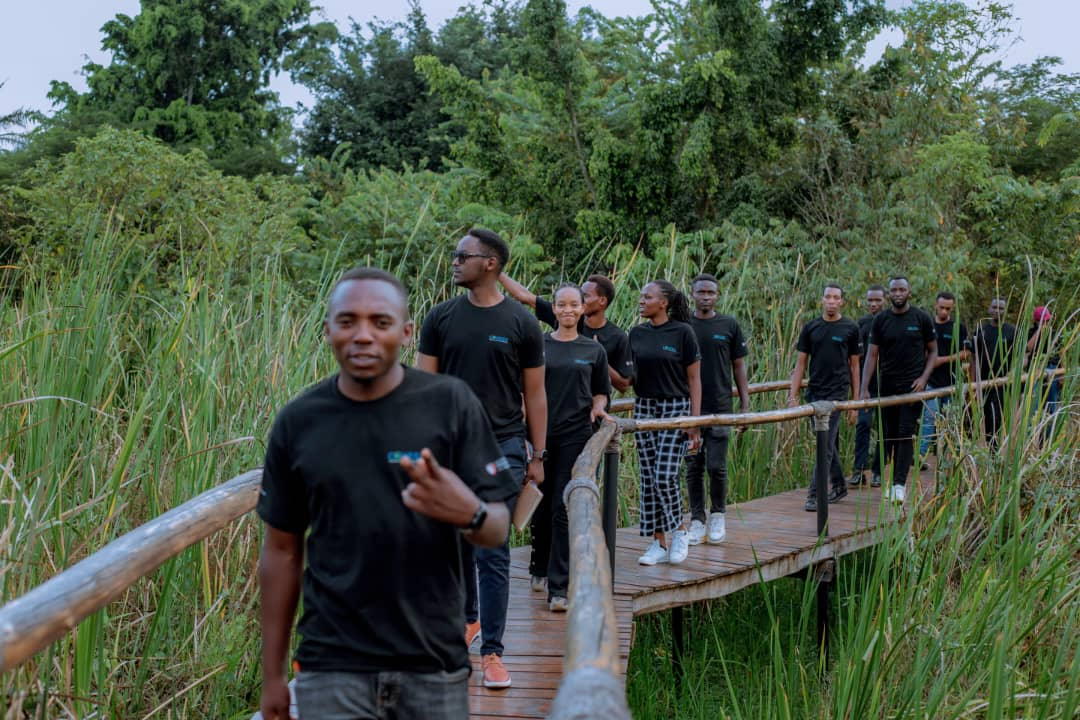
[669,530,690,564]
[638,539,669,566]
[707,512,726,544]
[886,484,906,503]
[687,519,706,545]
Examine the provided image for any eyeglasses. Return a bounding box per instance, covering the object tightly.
[450,250,494,263]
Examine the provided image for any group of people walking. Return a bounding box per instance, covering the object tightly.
[255,228,1063,719]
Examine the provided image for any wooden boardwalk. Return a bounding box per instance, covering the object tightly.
[468,481,904,718]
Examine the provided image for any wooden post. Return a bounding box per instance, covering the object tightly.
[811,402,833,670]
[602,435,620,584]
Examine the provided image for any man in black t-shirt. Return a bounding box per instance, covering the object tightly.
[787,284,862,512]
[258,268,518,720]
[918,291,969,460]
[499,271,634,392]
[971,296,1017,442]
[686,273,749,544]
[859,276,937,504]
[849,285,885,487]
[418,228,547,690]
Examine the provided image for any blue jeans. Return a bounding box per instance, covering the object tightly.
[294,668,469,720]
[918,389,951,457]
[463,435,525,656]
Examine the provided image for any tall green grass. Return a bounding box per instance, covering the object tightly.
[2,217,1076,717]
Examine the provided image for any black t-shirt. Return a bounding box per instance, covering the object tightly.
[796,316,862,402]
[536,297,634,381]
[868,307,936,390]
[858,313,878,395]
[628,320,701,400]
[257,369,519,674]
[691,314,748,413]
[419,295,546,439]
[972,321,1017,380]
[544,334,610,437]
[929,319,970,388]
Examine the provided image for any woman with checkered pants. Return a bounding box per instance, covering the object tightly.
[629,280,702,565]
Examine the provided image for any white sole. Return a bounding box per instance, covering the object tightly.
[707,535,726,544]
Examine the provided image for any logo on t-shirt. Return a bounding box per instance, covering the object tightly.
[485,456,512,476]
[661,345,678,354]
[906,326,918,332]
[831,335,843,343]
[488,335,510,344]
[574,358,591,365]
[387,450,423,463]
[713,334,728,341]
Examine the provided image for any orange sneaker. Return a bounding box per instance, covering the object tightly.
[481,653,512,689]
[464,621,481,649]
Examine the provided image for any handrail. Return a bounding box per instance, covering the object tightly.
[0,470,262,673]
[549,420,631,719]
[608,378,798,415]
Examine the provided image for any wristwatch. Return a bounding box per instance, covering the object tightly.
[529,449,548,464]
[462,501,489,532]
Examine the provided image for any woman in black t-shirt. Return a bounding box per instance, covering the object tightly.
[529,285,611,611]
[628,280,702,566]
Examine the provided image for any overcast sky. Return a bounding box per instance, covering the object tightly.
[2,0,1078,118]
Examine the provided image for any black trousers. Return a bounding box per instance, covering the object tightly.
[806,410,845,497]
[983,387,1005,442]
[528,430,589,599]
[873,396,919,487]
[685,426,729,520]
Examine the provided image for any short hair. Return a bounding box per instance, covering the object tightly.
[586,274,615,304]
[691,273,718,286]
[936,290,955,302]
[867,284,886,295]
[888,275,909,286]
[329,267,408,316]
[467,227,510,270]
[824,282,844,298]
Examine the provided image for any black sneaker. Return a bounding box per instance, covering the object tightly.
[805,496,818,512]
[848,472,866,487]
[827,485,848,503]
[870,474,882,488]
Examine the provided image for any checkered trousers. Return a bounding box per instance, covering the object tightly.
[635,397,691,536]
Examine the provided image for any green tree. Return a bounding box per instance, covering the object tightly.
[301,1,520,172]
[43,0,336,176]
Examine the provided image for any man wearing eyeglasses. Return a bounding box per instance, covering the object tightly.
[417,228,547,690]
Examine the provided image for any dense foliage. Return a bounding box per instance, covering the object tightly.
[0,0,1078,717]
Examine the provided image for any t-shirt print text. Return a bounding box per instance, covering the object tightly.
[662,344,678,354]
[386,451,423,463]
[488,335,510,344]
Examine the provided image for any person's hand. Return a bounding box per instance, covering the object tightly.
[590,407,611,423]
[400,448,479,526]
[685,427,702,452]
[846,409,857,426]
[260,678,294,720]
[737,404,749,434]
[786,395,798,408]
[860,388,870,401]
[525,457,545,486]
[911,377,927,393]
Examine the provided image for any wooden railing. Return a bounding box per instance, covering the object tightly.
[0,368,1065,713]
